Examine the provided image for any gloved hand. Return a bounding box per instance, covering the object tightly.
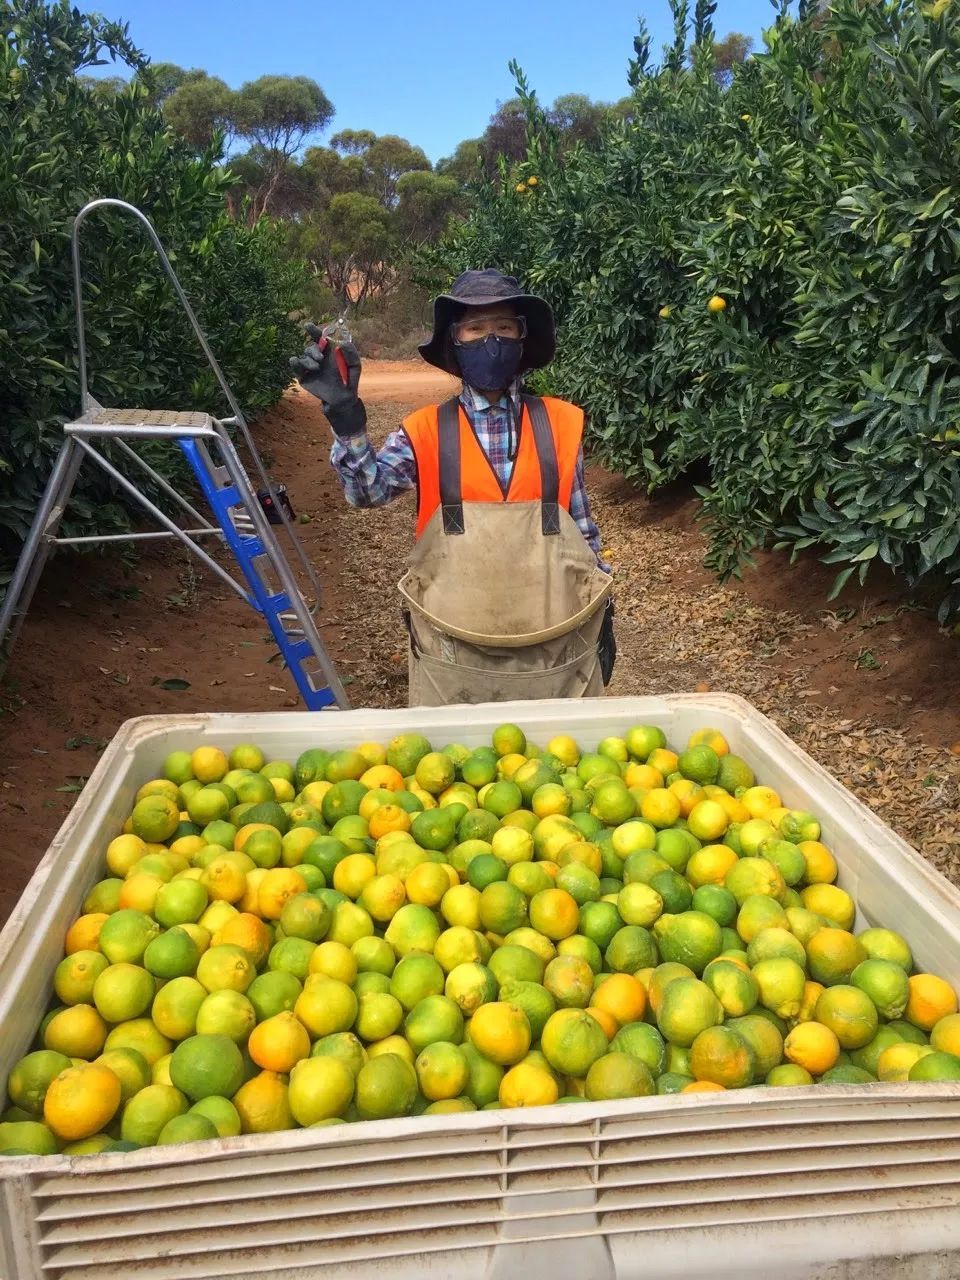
[289,324,367,438]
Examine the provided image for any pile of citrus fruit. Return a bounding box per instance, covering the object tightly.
[2,722,959,1158]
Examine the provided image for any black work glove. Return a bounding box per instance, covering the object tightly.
[289,324,367,438]
[599,598,617,687]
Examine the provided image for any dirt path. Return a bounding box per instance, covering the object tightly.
[2,361,959,925]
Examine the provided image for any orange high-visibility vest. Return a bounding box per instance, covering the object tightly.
[403,395,584,540]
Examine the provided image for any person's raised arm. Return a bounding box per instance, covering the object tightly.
[291,329,416,508]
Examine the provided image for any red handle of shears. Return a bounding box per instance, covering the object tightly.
[317,336,350,387]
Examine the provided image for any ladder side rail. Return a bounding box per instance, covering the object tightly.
[0,442,83,660]
[200,430,350,709]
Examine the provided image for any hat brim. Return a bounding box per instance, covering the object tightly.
[418,290,556,376]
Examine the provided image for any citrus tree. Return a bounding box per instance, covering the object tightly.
[1,0,306,576]
[427,0,960,617]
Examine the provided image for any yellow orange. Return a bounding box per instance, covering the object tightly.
[44,1062,121,1141]
[367,806,412,840]
[906,974,958,1031]
[589,974,646,1027]
[741,787,782,820]
[624,763,664,791]
[232,1070,295,1134]
[584,1006,619,1040]
[257,868,308,920]
[687,729,729,757]
[669,779,706,818]
[685,844,738,888]
[783,1022,840,1075]
[212,913,272,967]
[247,1012,311,1073]
[360,765,405,792]
[65,913,108,955]
[797,841,838,885]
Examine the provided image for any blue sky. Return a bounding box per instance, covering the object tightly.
[93,0,776,163]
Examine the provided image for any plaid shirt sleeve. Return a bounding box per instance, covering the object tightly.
[570,448,611,573]
[329,430,417,507]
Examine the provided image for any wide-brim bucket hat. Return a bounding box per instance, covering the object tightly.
[419,268,556,375]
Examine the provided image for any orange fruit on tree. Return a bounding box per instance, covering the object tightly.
[248,1012,311,1073]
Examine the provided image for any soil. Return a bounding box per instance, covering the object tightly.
[2,361,959,926]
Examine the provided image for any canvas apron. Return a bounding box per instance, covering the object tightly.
[398,394,612,707]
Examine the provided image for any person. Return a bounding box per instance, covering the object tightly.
[291,268,615,706]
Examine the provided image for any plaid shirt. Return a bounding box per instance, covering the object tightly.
[330,381,608,568]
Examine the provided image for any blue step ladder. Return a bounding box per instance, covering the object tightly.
[0,199,350,710]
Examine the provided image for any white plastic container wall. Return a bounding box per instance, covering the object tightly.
[0,694,958,1280]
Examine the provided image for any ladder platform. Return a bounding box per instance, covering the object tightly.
[68,408,214,430]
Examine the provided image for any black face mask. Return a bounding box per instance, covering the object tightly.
[455,335,524,391]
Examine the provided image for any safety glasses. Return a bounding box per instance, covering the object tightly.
[452,315,527,346]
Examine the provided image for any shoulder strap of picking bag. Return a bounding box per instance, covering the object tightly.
[436,394,560,536]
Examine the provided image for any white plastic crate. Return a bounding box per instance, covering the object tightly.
[0,693,958,1280]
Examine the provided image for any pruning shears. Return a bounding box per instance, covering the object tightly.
[316,311,353,387]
